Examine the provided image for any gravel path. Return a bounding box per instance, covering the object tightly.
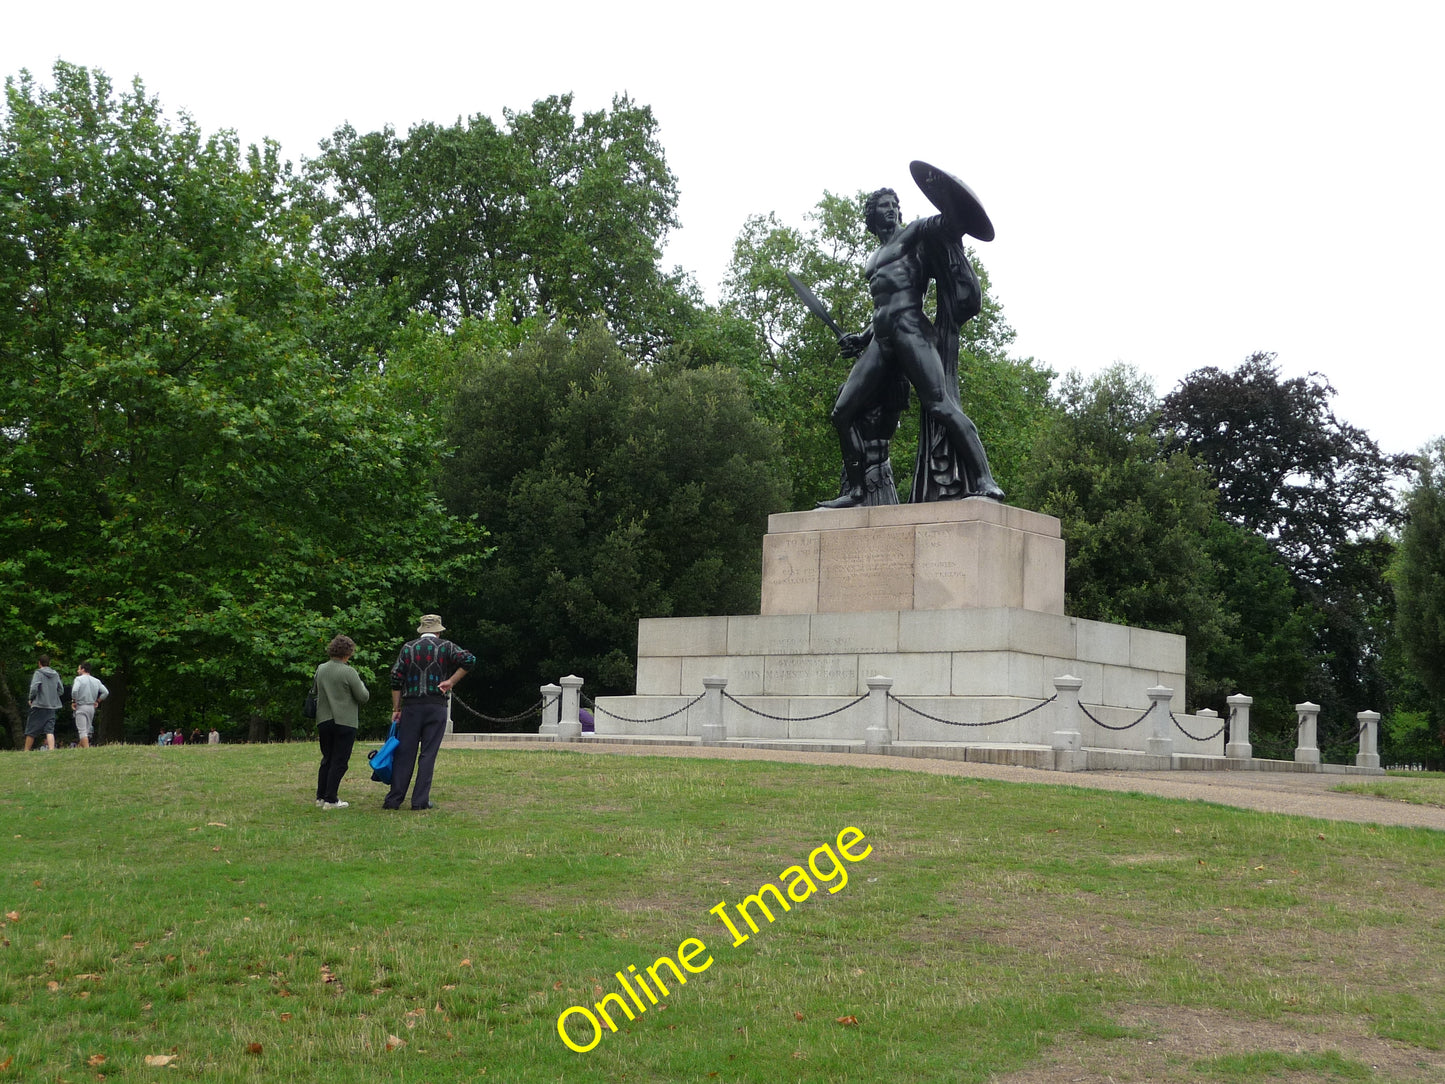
[452,738,1445,831]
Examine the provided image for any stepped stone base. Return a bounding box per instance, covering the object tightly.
[596,502,1217,761]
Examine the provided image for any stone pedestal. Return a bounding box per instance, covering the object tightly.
[762,499,1065,615]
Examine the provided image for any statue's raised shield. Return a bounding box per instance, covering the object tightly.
[910,160,995,242]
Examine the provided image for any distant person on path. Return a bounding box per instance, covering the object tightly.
[172,728,185,745]
[69,661,108,749]
[189,727,203,745]
[384,614,474,811]
[25,654,65,751]
[313,634,370,810]
[208,727,220,744]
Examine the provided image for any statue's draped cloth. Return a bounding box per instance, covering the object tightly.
[909,218,983,503]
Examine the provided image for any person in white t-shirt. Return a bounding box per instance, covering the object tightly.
[70,662,109,749]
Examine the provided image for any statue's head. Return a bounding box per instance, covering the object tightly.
[865,188,901,238]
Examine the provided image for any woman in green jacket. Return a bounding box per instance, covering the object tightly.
[314,635,370,810]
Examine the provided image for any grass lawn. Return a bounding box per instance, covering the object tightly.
[3,743,1444,1083]
[1335,772,1445,809]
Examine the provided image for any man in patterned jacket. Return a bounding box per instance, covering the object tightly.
[384,614,475,811]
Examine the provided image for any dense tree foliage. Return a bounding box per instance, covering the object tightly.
[302,96,686,360]
[1012,367,1229,700]
[0,64,478,744]
[1159,352,1411,590]
[722,192,1053,508]
[1394,440,1445,726]
[1160,354,1414,745]
[436,324,788,715]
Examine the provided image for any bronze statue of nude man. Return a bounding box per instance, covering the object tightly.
[819,169,1005,509]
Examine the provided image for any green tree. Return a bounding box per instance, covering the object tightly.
[302,95,683,360]
[438,323,788,715]
[0,62,478,744]
[1159,352,1411,592]
[1195,518,1318,741]
[722,191,1051,507]
[1013,366,1230,705]
[1160,354,1413,742]
[1394,439,1445,726]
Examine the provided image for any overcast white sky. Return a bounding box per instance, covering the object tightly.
[5,1,1441,456]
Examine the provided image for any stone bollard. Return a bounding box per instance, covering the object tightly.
[538,683,562,738]
[1294,701,1321,765]
[701,676,728,745]
[1225,694,1253,761]
[556,675,584,742]
[1356,710,1381,769]
[865,675,893,753]
[1051,675,1086,772]
[1146,686,1175,762]
[1194,708,1219,751]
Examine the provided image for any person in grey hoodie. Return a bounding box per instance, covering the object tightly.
[26,654,65,751]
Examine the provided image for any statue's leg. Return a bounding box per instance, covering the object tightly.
[820,345,890,509]
[899,335,1005,500]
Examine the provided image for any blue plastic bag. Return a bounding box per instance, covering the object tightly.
[368,722,400,784]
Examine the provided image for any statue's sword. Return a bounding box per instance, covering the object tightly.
[786,271,846,339]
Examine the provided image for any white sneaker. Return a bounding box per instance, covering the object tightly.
[321,800,349,810]
[315,799,325,808]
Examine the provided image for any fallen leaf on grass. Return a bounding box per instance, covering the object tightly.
[143,1054,176,1066]
[5,911,18,922]
[87,1054,106,1067]
[0,1057,11,1070]
[792,1051,806,1059]
[279,1013,292,1021]
[75,973,101,980]
[793,1011,804,1021]
[459,958,472,967]
[246,1043,262,1055]
[206,822,227,828]
[47,980,60,992]
[385,1035,405,1052]
[320,965,338,984]
[553,981,563,990]
[836,1015,859,1026]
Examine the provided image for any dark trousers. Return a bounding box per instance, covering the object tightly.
[316,721,358,803]
[383,699,447,809]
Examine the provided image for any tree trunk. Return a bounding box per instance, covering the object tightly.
[0,660,24,750]
[247,712,266,743]
[97,663,128,745]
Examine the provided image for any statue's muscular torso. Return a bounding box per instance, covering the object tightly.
[864,219,932,342]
